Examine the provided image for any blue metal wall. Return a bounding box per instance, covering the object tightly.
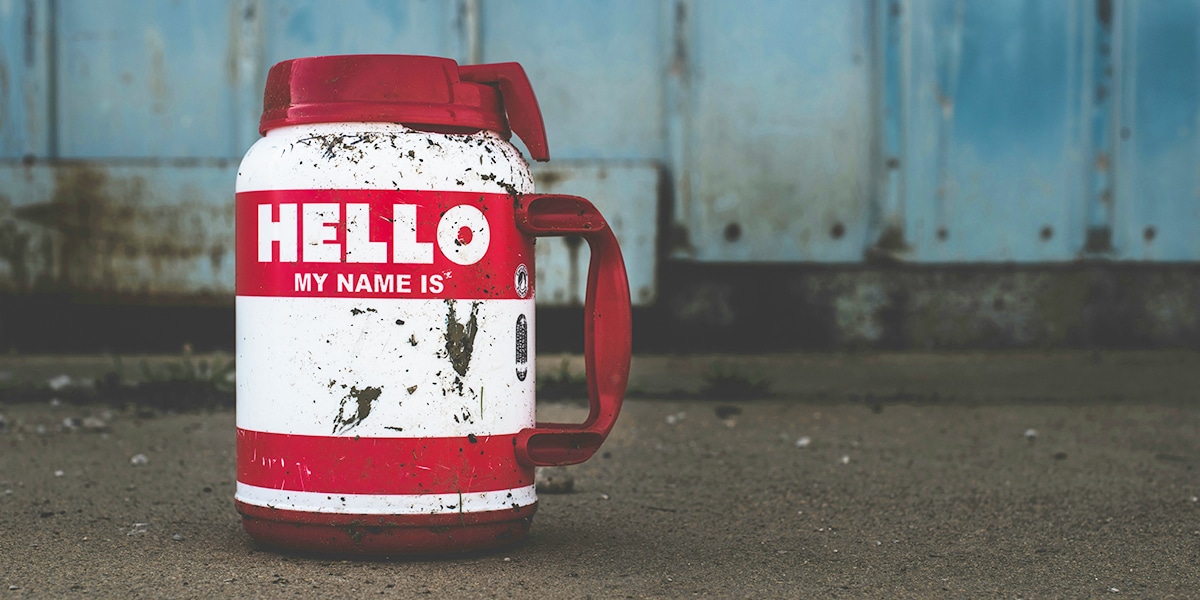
[1,0,1198,302]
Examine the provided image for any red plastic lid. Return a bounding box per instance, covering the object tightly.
[260,55,549,161]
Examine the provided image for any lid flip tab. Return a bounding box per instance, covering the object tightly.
[259,55,550,161]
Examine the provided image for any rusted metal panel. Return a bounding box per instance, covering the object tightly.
[1112,0,1200,261]
[57,0,239,158]
[669,0,876,263]
[0,0,53,159]
[530,163,659,306]
[894,0,1092,263]
[0,162,236,297]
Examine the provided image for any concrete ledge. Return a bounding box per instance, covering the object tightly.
[658,263,1200,350]
[4,350,1197,406]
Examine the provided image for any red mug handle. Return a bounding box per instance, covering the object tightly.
[512,194,632,466]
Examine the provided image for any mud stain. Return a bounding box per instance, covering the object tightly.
[146,28,170,114]
[444,300,481,377]
[295,132,393,163]
[332,385,383,433]
[6,164,223,293]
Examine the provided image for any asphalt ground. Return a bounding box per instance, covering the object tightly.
[1,351,1198,598]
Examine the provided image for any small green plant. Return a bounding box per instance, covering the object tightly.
[137,352,236,393]
[0,350,236,411]
[98,350,236,411]
[699,362,771,400]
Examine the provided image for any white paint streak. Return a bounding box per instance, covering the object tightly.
[236,482,536,515]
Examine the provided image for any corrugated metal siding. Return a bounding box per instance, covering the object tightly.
[57,0,236,158]
[672,0,875,263]
[0,0,53,159]
[890,0,1092,263]
[1113,0,1200,261]
[1,0,1199,304]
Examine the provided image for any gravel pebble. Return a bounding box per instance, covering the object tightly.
[48,374,72,390]
[82,417,111,433]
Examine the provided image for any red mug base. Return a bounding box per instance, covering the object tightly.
[236,500,537,556]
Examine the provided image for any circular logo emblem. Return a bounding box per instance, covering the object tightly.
[515,264,529,298]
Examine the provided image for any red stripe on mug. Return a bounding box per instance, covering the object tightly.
[236,428,533,495]
[235,189,534,299]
